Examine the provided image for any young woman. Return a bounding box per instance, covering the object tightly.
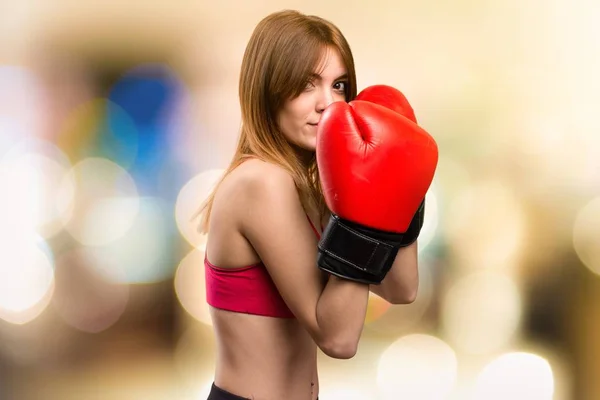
[196,10,422,400]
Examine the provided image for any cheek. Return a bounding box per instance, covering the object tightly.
[279,108,302,141]
[292,94,316,119]
[279,94,315,137]
[333,92,346,102]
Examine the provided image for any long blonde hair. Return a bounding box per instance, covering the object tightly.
[195,10,357,233]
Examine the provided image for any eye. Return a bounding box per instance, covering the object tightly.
[333,81,347,93]
[304,80,316,91]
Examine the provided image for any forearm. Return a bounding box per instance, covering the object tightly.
[373,241,419,304]
[315,276,369,358]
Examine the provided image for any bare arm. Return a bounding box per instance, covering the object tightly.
[242,163,369,359]
[370,241,419,304]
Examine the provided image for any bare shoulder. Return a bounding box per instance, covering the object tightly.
[227,158,297,203]
[212,159,300,233]
[207,159,299,266]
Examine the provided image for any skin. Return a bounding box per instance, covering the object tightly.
[205,47,419,400]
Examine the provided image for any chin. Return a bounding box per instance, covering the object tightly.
[304,136,317,152]
[304,142,317,152]
[287,132,317,156]
[293,138,316,153]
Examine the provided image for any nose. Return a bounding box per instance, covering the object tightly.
[316,88,335,113]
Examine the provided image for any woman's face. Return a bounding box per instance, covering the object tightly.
[278,47,348,153]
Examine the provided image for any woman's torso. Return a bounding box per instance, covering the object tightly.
[205,159,325,400]
[210,309,319,399]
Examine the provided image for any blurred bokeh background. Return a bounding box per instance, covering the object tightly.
[1,1,599,399]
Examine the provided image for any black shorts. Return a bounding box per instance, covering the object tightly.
[207,383,250,400]
[207,383,319,399]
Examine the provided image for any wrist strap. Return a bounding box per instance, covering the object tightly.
[318,214,400,276]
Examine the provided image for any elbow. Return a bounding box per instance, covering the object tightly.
[390,292,417,305]
[388,285,418,305]
[319,335,359,359]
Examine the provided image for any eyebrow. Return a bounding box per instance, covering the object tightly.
[309,72,348,81]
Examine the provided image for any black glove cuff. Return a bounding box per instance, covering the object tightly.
[317,214,403,282]
[399,200,425,247]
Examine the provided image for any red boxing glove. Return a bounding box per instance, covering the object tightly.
[355,84,417,123]
[316,85,438,284]
[356,85,427,247]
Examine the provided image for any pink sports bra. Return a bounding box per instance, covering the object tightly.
[205,215,322,318]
